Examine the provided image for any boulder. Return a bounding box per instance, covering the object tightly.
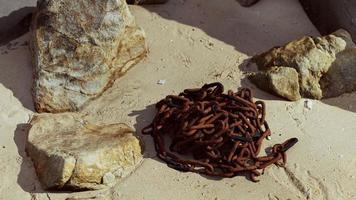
[250,30,356,100]
[31,0,148,113]
[26,113,143,190]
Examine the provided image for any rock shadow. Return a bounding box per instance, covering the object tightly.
[0,7,34,46]
[14,123,44,193]
[129,104,162,160]
[0,34,35,112]
[0,7,35,112]
[139,0,319,56]
[322,93,356,113]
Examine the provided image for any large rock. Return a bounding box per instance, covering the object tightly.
[31,0,148,113]
[26,113,143,190]
[250,30,356,100]
[300,0,356,42]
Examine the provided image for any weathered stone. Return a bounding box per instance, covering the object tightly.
[251,30,356,100]
[249,67,301,101]
[26,113,143,190]
[31,0,148,113]
[320,47,356,98]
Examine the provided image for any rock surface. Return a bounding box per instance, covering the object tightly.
[30,0,148,113]
[249,67,301,100]
[250,29,356,100]
[26,113,143,190]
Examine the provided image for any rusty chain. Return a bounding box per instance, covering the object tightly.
[142,82,298,182]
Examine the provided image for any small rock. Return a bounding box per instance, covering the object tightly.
[26,113,143,190]
[266,136,272,140]
[249,67,301,101]
[251,29,356,100]
[157,80,166,85]
[102,172,116,187]
[304,100,313,110]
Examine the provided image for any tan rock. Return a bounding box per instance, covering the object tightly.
[252,30,351,100]
[249,67,301,101]
[30,0,148,113]
[26,113,143,190]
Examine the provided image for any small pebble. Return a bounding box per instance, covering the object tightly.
[157,80,166,85]
[2,146,5,148]
[304,100,313,110]
[102,172,116,186]
[266,136,272,140]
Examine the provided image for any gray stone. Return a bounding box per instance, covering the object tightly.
[320,47,356,98]
[251,29,356,100]
[31,0,148,113]
[26,113,143,190]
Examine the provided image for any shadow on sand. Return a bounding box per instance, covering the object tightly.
[139,0,319,56]
[14,123,44,193]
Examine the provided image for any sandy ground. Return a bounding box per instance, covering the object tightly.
[0,0,355,199]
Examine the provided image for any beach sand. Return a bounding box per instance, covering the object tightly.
[0,0,355,199]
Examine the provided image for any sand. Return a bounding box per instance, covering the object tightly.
[0,0,355,199]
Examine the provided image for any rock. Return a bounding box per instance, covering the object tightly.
[249,67,301,101]
[251,30,356,100]
[300,0,356,42]
[320,48,356,98]
[31,0,148,113]
[26,113,143,190]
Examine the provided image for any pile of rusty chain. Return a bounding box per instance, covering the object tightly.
[142,82,298,182]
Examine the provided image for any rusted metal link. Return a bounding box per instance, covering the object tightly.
[142,82,298,182]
